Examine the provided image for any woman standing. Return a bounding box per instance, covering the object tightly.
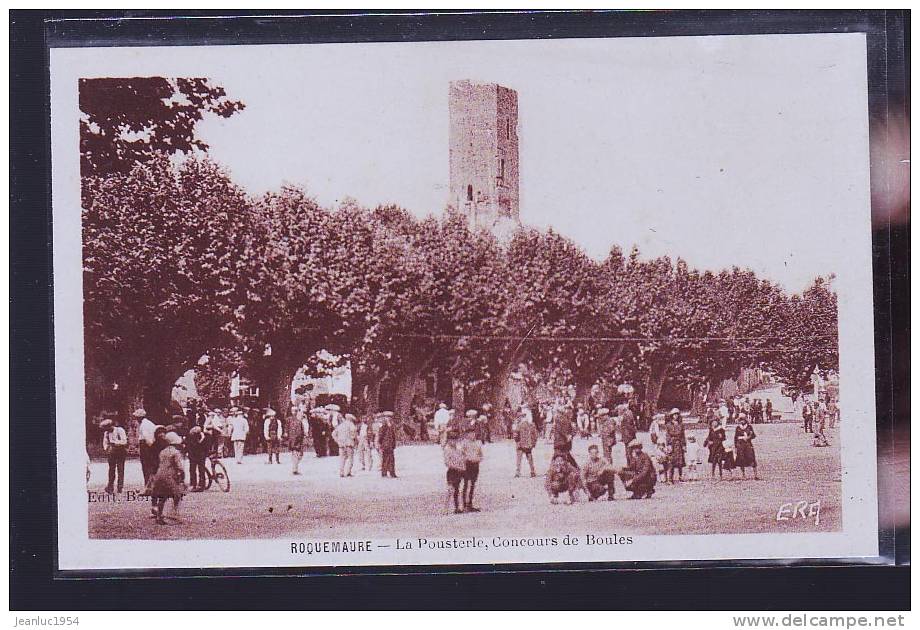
[733,415,758,479]
[703,419,726,480]
[664,409,686,483]
[145,432,187,525]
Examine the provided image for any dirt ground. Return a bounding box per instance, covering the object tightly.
[88,421,842,540]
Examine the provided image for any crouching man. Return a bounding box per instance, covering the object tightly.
[618,439,656,499]
[583,444,617,501]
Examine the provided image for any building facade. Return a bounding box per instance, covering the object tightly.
[448,80,520,230]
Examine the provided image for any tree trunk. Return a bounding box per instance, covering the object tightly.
[269,363,299,420]
[143,363,182,424]
[643,362,671,414]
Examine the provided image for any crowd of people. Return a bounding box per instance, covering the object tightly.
[90,387,844,525]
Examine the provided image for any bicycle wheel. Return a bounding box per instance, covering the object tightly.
[212,461,231,492]
[204,462,215,490]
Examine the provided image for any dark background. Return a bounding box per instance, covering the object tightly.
[10,9,909,610]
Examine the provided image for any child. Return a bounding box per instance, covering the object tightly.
[145,432,187,525]
[734,416,758,479]
[442,432,466,514]
[100,416,128,494]
[703,419,726,480]
[545,453,583,504]
[459,427,483,512]
[653,434,672,483]
[685,435,703,481]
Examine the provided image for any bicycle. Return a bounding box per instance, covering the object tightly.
[204,451,231,492]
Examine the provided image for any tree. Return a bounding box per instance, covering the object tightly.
[82,157,255,420]
[79,77,244,178]
[769,277,839,391]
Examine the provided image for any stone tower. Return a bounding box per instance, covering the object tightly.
[448,80,520,230]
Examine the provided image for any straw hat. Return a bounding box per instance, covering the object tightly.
[164,432,183,446]
[132,409,147,418]
[627,438,642,449]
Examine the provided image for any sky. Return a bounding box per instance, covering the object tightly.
[65,33,871,293]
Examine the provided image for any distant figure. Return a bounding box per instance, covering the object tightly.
[203,407,227,458]
[664,409,686,483]
[186,426,210,490]
[433,402,450,446]
[135,408,158,485]
[332,413,358,477]
[618,439,656,499]
[802,402,814,434]
[618,404,638,446]
[582,444,616,501]
[685,435,703,481]
[356,416,373,472]
[513,407,538,478]
[229,406,249,464]
[288,411,306,476]
[597,408,616,463]
[765,399,773,423]
[459,427,483,512]
[443,431,466,513]
[703,419,727,480]
[100,416,127,494]
[325,404,341,457]
[145,432,187,525]
[734,416,758,479]
[545,453,583,504]
[377,411,398,478]
[263,409,282,465]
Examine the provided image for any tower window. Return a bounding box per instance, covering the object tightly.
[499,158,505,179]
[506,119,511,138]
[467,184,473,201]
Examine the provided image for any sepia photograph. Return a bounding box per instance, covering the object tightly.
[50,31,880,570]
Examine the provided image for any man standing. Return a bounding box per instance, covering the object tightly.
[288,410,306,476]
[263,408,283,464]
[459,427,483,512]
[618,439,657,499]
[618,403,638,447]
[513,406,538,478]
[101,416,128,494]
[204,407,227,458]
[377,411,398,478]
[583,444,616,501]
[433,402,450,446]
[553,407,578,469]
[229,406,249,464]
[326,404,341,457]
[135,408,158,486]
[309,407,328,457]
[332,413,358,477]
[597,408,616,463]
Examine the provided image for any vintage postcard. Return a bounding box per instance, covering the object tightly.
[51,32,879,571]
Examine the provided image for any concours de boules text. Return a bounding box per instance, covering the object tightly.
[291,535,634,554]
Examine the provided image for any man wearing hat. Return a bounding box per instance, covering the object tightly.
[135,409,158,486]
[326,404,341,457]
[101,415,128,494]
[433,402,450,446]
[442,430,466,513]
[459,427,483,512]
[618,403,638,447]
[229,406,250,464]
[332,412,358,477]
[376,411,398,478]
[618,439,657,499]
[263,408,283,464]
[186,426,210,491]
[461,409,478,435]
[583,444,617,501]
[513,405,538,478]
[597,408,616,463]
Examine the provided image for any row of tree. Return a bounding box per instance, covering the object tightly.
[82,155,838,424]
[79,77,838,425]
